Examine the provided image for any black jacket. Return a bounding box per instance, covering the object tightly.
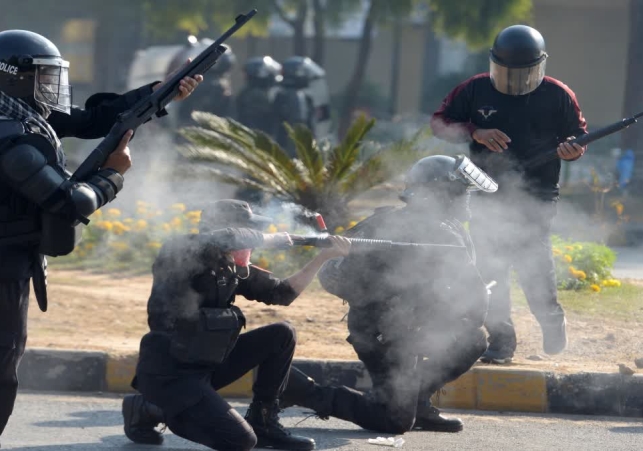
[0,83,161,280]
[431,74,587,200]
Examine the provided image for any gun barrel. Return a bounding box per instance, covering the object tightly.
[290,235,465,250]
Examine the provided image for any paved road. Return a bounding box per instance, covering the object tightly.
[612,246,643,280]
[2,391,643,450]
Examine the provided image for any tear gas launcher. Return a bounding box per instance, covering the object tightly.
[525,111,643,168]
[71,9,258,182]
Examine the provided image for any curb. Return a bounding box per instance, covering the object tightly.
[17,348,643,417]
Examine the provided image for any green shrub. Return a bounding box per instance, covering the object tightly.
[552,235,620,291]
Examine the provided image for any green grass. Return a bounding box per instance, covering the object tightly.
[511,282,643,322]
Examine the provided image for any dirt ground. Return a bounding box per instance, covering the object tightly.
[24,270,643,375]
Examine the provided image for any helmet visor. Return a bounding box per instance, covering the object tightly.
[454,155,498,193]
[34,59,72,115]
[490,59,546,96]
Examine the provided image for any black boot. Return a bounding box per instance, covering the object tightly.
[280,367,332,419]
[244,400,316,451]
[414,401,463,433]
[122,394,165,445]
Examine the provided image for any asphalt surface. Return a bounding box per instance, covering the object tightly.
[612,245,643,280]
[1,392,643,450]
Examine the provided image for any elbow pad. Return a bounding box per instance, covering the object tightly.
[86,169,124,207]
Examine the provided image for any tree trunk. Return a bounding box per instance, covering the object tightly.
[419,17,441,114]
[292,1,309,56]
[338,1,377,138]
[621,0,643,192]
[312,0,325,64]
[388,19,403,117]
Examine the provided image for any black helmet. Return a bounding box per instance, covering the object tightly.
[281,56,325,89]
[489,25,547,96]
[244,56,282,87]
[0,30,72,116]
[400,155,498,205]
[167,37,235,77]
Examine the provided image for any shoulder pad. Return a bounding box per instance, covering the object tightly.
[0,120,25,141]
[10,133,58,165]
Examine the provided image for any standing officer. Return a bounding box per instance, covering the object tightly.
[280,155,496,434]
[236,56,282,137]
[430,25,587,363]
[0,29,201,441]
[122,199,350,450]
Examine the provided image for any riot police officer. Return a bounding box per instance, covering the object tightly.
[280,156,497,434]
[273,56,321,156]
[0,29,201,440]
[122,199,350,450]
[236,56,282,137]
[167,39,236,127]
[430,25,587,364]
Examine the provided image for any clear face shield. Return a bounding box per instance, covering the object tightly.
[33,58,72,115]
[453,155,498,193]
[489,57,546,96]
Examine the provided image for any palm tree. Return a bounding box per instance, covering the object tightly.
[179,112,430,228]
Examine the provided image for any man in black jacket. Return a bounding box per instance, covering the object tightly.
[280,155,496,434]
[0,29,202,440]
[430,25,587,363]
[122,199,350,451]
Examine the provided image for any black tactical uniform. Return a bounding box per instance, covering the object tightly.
[122,200,315,451]
[273,57,319,157]
[167,41,235,127]
[430,25,587,363]
[281,156,497,434]
[236,56,282,137]
[0,30,167,438]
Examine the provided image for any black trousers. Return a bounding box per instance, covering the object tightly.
[142,322,296,451]
[0,279,30,437]
[315,326,487,434]
[469,199,561,352]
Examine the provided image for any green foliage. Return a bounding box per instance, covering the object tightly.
[551,235,620,291]
[142,0,270,39]
[429,0,533,50]
[178,112,429,228]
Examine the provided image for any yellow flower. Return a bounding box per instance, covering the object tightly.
[348,221,358,229]
[171,203,186,213]
[590,284,601,292]
[563,254,573,263]
[190,228,199,234]
[147,241,162,250]
[108,241,129,251]
[170,217,183,229]
[565,245,574,251]
[574,244,583,250]
[123,218,134,225]
[257,257,270,268]
[106,208,121,218]
[111,221,131,235]
[134,219,148,231]
[94,220,113,231]
[602,279,622,288]
[275,253,286,262]
[277,223,289,232]
[136,206,147,216]
[186,210,202,220]
[574,270,587,280]
[84,243,95,251]
[552,248,562,256]
[161,223,172,233]
[335,226,345,234]
[266,224,278,234]
[91,209,102,218]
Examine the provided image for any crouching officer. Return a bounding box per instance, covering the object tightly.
[0,30,201,440]
[280,156,497,434]
[122,199,351,451]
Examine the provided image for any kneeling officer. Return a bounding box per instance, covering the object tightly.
[122,199,350,451]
